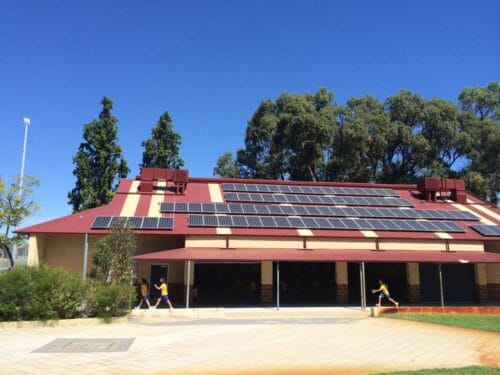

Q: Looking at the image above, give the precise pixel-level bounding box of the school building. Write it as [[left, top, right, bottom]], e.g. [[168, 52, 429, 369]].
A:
[[18, 168, 500, 307]]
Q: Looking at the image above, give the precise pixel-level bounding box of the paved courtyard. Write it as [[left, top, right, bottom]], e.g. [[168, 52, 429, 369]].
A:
[[0, 308, 498, 375]]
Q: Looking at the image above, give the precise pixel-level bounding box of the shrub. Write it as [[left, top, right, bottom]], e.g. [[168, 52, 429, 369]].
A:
[[88, 282, 134, 319], [0, 265, 87, 321]]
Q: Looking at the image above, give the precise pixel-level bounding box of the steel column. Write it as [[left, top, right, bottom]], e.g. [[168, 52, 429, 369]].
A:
[[186, 260, 191, 309], [82, 233, 88, 280], [438, 263, 444, 307], [276, 261, 280, 310]]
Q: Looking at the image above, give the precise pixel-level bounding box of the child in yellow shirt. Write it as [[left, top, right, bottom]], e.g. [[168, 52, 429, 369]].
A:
[[153, 277, 174, 310], [372, 279, 399, 307]]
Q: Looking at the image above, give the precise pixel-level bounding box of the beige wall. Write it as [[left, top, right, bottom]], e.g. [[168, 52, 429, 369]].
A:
[[311, 238, 375, 250], [261, 261, 273, 285], [406, 263, 420, 285], [474, 264, 487, 285], [484, 241, 500, 252], [41, 234, 101, 275], [185, 236, 226, 248], [230, 237, 303, 249], [486, 264, 500, 283], [27, 234, 45, 266], [448, 241, 483, 252], [335, 262, 348, 285]]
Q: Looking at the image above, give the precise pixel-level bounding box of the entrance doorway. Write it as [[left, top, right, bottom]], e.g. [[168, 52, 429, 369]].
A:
[[194, 262, 261, 307], [420, 263, 475, 304], [273, 262, 336, 306], [149, 264, 168, 300]]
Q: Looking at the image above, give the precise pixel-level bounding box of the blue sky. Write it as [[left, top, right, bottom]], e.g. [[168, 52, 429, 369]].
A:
[[1, 0, 498, 225]]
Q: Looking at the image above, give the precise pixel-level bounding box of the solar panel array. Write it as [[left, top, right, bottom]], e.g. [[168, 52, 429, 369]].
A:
[[188, 214, 465, 232], [161, 202, 479, 221], [91, 216, 173, 230], [222, 183, 398, 197], [223, 192, 413, 207], [470, 224, 500, 237]]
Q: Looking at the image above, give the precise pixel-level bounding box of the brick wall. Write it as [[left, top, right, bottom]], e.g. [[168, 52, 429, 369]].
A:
[[407, 285, 421, 303], [336, 284, 348, 304], [487, 284, 500, 301], [475, 285, 488, 303], [261, 284, 273, 305]]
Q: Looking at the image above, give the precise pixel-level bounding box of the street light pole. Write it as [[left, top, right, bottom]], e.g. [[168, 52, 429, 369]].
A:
[[19, 117, 31, 196]]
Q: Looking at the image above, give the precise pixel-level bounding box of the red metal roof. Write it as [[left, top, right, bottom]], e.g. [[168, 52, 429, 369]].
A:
[[133, 248, 500, 263], [16, 176, 500, 241]]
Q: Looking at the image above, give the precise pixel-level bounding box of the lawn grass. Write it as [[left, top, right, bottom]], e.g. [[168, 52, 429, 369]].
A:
[[374, 365, 498, 374], [384, 313, 500, 333]]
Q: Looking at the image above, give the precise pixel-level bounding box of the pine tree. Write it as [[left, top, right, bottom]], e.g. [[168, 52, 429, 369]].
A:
[[68, 97, 130, 212], [141, 112, 184, 169]]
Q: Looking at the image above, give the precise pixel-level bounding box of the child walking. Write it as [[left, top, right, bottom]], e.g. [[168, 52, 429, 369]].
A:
[[135, 278, 152, 309], [372, 279, 399, 307], [153, 277, 174, 311]]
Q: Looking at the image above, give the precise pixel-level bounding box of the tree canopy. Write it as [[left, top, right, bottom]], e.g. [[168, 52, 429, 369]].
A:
[[225, 82, 499, 204], [68, 97, 129, 212], [141, 111, 184, 169], [91, 219, 136, 285], [213, 152, 240, 178], [0, 176, 39, 268]]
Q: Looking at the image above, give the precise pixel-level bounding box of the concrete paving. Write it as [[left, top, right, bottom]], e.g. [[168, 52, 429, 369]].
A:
[[0, 308, 498, 375]]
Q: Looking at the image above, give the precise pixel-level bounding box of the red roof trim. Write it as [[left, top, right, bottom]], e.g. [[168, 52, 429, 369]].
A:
[[133, 248, 500, 263]]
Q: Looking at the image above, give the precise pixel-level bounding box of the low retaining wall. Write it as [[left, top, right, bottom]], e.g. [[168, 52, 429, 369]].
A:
[[371, 305, 500, 317]]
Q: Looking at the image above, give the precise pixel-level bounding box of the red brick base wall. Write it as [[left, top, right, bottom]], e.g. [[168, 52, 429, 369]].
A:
[[336, 284, 348, 304], [168, 283, 184, 304], [261, 284, 273, 305], [407, 285, 421, 303], [475, 285, 489, 303], [487, 283, 500, 301]]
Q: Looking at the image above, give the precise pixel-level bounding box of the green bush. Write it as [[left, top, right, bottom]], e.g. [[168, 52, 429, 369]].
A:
[[88, 282, 134, 319], [0, 265, 88, 321]]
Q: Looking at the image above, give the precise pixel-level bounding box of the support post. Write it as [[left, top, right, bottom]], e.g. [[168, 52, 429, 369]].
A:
[[276, 261, 280, 310], [82, 233, 88, 280], [186, 260, 191, 309], [438, 263, 444, 307], [360, 262, 366, 311]]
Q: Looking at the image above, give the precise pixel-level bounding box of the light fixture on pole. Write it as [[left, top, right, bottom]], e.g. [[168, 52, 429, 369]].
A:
[[19, 117, 31, 196]]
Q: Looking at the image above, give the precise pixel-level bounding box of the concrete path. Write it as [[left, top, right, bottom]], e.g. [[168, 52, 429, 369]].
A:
[[0, 308, 498, 375]]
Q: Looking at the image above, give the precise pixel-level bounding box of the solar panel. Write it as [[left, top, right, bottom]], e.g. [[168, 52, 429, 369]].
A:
[[159, 202, 480, 222], [221, 183, 399, 197], [223, 192, 414, 207], [203, 215, 218, 226], [188, 215, 203, 226], [142, 217, 159, 229], [202, 203, 216, 213], [186, 215, 465, 232], [218, 215, 233, 227], [92, 215, 174, 230], [91, 216, 112, 229], [158, 217, 173, 230], [128, 216, 144, 229], [160, 203, 175, 212], [470, 224, 500, 236]]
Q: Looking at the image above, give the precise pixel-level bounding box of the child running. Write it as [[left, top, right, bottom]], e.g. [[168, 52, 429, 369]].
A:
[[372, 279, 399, 307], [153, 277, 174, 311], [135, 278, 152, 309]]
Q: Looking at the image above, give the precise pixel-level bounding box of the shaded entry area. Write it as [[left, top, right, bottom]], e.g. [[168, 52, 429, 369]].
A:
[[273, 262, 336, 306], [348, 262, 407, 305], [193, 262, 260, 306], [420, 263, 475, 304], [149, 264, 168, 300]]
